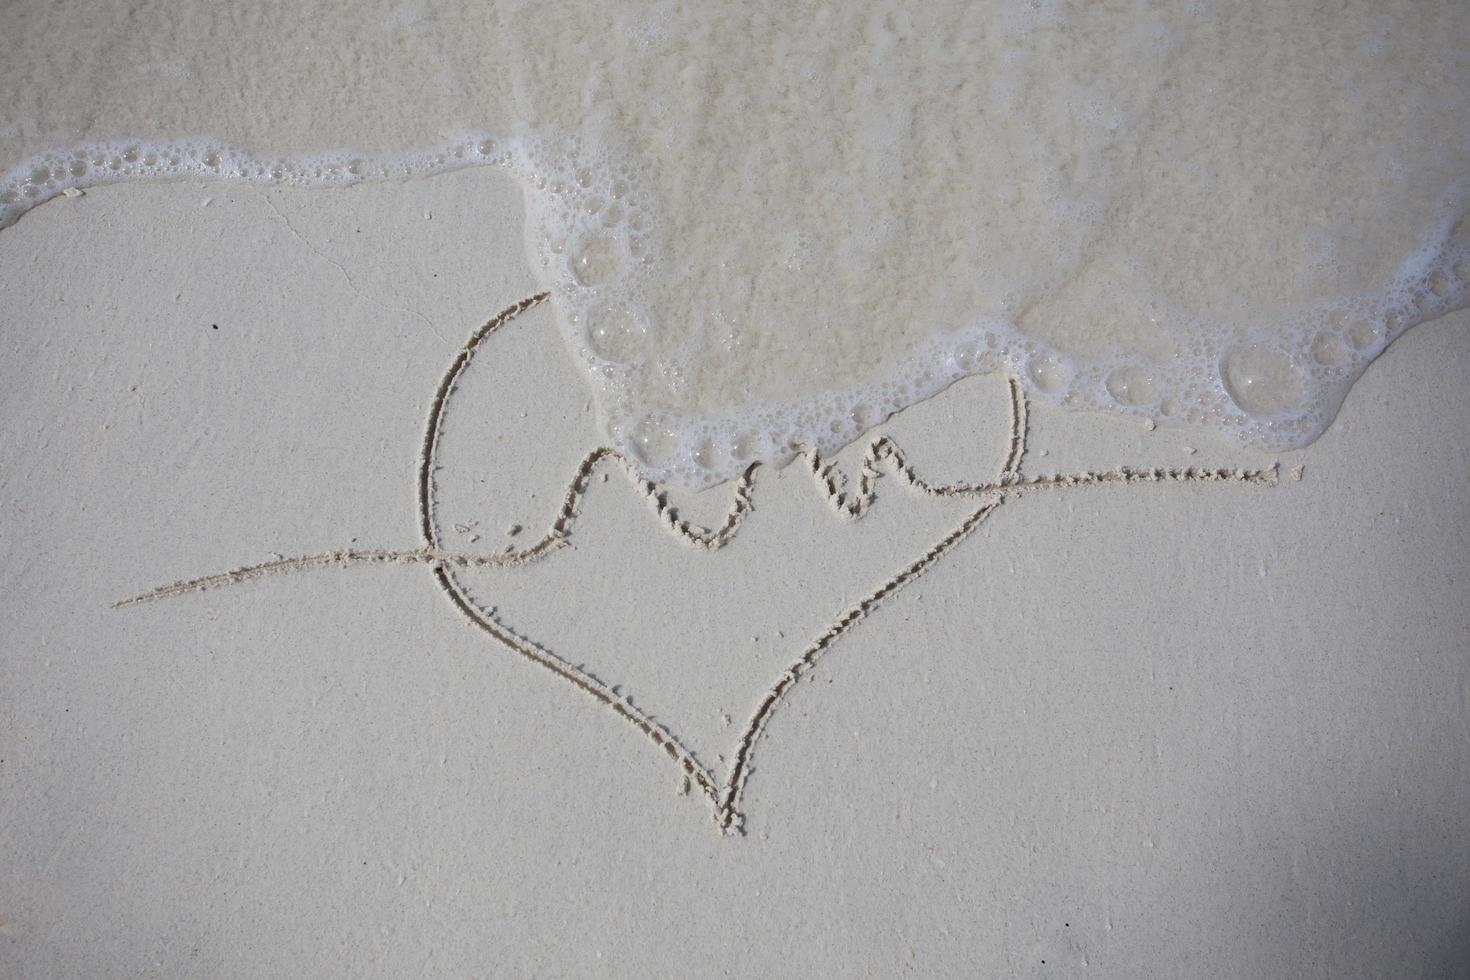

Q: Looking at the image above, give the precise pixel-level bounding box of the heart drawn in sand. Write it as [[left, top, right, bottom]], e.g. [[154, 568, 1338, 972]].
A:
[[118, 293, 1277, 835]]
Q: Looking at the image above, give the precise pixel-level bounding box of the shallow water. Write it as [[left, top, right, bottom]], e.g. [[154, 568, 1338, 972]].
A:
[[2, 0, 1466, 487]]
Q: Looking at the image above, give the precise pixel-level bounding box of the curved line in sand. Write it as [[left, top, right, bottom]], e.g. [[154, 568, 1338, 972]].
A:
[[716, 377, 1029, 832], [420, 293, 722, 804]]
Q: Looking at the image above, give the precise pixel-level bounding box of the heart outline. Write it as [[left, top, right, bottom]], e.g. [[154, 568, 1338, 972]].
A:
[[119, 294, 1278, 836], [412, 295, 1247, 835]]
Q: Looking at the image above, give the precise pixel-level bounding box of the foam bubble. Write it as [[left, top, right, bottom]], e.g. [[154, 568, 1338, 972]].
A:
[[584, 303, 650, 363], [1105, 366, 1158, 407], [1222, 347, 1306, 418]]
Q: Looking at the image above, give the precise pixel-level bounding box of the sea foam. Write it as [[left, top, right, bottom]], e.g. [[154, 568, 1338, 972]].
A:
[[2, 1, 1467, 488]]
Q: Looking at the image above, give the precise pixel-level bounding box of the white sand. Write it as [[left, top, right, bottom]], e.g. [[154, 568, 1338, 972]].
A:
[[3, 176, 1468, 977]]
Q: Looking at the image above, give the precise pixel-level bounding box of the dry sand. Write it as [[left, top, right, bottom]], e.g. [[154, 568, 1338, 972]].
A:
[[2, 173, 1469, 977]]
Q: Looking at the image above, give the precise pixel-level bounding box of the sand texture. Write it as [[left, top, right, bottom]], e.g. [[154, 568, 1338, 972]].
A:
[[2, 176, 1469, 977]]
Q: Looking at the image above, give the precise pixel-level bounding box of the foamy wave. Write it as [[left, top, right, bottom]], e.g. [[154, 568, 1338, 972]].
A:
[[3, 134, 1466, 489], [5, 3, 1470, 489]]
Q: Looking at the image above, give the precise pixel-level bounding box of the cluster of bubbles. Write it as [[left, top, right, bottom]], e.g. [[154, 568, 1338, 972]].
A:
[[0, 135, 526, 231], [993, 189, 1469, 455], [3, 139, 1466, 489], [537, 164, 1467, 487], [508, 137, 1029, 486], [598, 319, 1017, 485]]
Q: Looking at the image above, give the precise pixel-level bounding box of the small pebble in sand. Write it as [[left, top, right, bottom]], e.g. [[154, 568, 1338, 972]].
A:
[[506, 523, 522, 536], [1144, 418, 1156, 431], [1182, 446, 1196, 455], [1290, 465, 1305, 481], [61, 187, 83, 199]]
